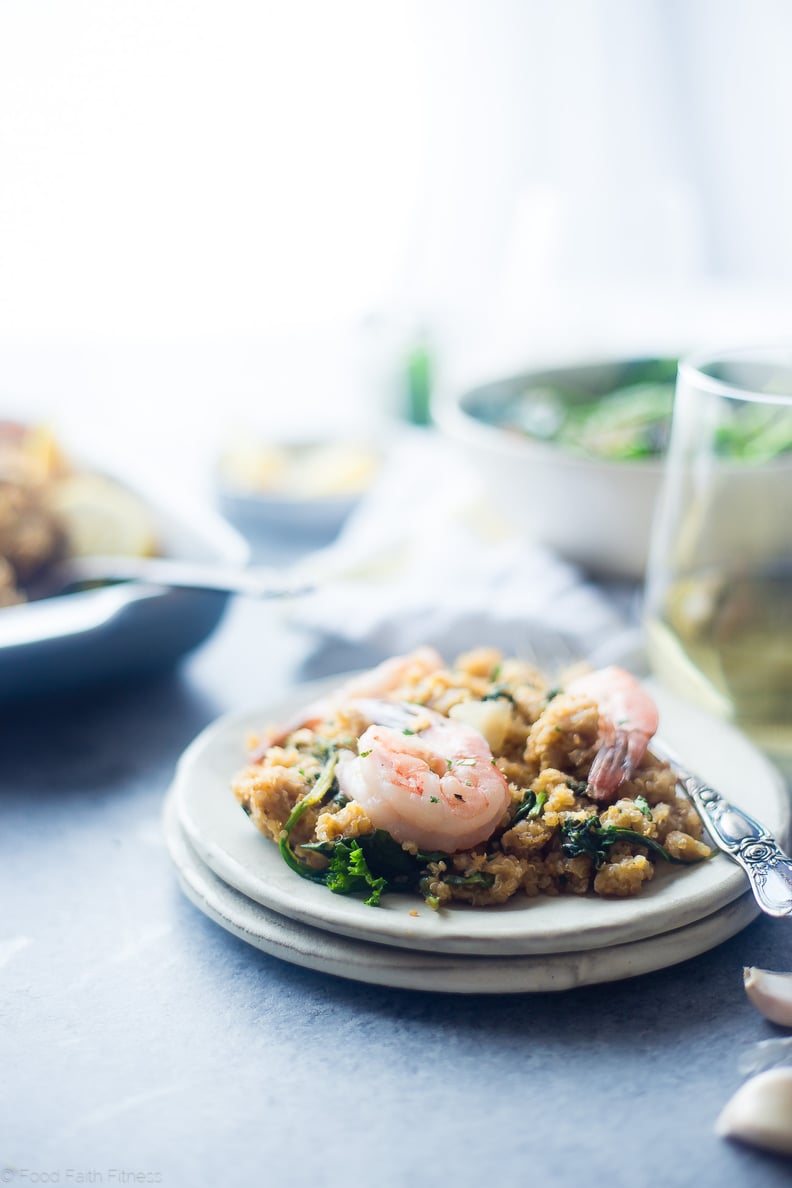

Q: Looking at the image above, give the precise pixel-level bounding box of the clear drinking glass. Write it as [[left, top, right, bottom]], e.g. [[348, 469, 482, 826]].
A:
[[644, 347, 792, 757]]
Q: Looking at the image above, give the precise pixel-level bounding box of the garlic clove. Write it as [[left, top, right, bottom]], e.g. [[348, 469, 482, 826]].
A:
[[716, 1068, 792, 1156], [744, 966, 792, 1028]]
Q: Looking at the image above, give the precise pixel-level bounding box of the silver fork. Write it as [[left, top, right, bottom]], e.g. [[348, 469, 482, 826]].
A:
[[651, 738, 792, 918]]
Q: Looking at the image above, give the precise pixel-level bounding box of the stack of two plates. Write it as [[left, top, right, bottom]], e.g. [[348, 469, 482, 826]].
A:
[[165, 681, 789, 994]]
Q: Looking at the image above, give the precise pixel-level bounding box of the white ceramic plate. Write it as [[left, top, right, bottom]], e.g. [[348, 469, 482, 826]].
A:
[[164, 792, 760, 994], [172, 676, 789, 957]]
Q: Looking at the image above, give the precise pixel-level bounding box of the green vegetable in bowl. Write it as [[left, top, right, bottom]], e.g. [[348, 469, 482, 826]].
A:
[[714, 402, 792, 462], [491, 353, 792, 466], [499, 362, 677, 461], [558, 381, 674, 460]]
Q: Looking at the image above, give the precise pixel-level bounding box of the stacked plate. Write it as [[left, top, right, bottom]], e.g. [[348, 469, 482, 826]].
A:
[[164, 679, 790, 994]]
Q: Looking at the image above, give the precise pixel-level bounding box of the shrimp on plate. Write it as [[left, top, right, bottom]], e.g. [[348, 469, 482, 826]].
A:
[[337, 701, 511, 853], [565, 666, 659, 803], [251, 646, 444, 757]]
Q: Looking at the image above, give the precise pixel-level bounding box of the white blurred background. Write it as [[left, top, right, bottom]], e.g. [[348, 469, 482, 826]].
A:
[[1, 0, 791, 480]]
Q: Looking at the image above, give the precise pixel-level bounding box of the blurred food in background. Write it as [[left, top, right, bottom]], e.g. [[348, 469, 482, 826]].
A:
[[0, 420, 158, 606], [216, 436, 382, 553], [218, 438, 380, 500]]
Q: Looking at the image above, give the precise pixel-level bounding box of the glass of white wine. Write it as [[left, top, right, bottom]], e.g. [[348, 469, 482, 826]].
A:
[[644, 347, 792, 758]]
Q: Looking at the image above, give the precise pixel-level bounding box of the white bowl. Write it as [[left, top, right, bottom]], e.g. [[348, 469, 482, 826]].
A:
[[435, 358, 670, 579]]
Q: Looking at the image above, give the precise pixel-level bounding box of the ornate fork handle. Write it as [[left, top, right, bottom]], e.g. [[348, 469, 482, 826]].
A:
[[651, 739, 792, 918]]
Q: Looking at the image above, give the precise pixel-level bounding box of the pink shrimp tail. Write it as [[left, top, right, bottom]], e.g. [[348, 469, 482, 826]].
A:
[[565, 666, 659, 804], [586, 725, 652, 802]]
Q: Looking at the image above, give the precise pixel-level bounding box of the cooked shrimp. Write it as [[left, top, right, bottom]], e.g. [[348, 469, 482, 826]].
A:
[[337, 710, 510, 853], [565, 666, 659, 802], [251, 646, 444, 756]]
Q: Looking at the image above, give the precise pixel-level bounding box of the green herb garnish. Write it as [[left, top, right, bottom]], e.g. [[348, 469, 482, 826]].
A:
[[510, 789, 548, 826], [297, 829, 449, 906], [324, 839, 387, 906], [441, 871, 495, 889], [560, 815, 684, 868], [482, 688, 516, 706], [418, 868, 496, 900], [277, 751, 340, 883]]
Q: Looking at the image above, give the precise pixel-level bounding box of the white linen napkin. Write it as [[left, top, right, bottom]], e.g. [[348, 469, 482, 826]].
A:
[[290, 430, 643, 680]]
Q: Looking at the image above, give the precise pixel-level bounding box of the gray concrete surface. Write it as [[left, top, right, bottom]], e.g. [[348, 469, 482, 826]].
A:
[[3, 599, 792, 1188]]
